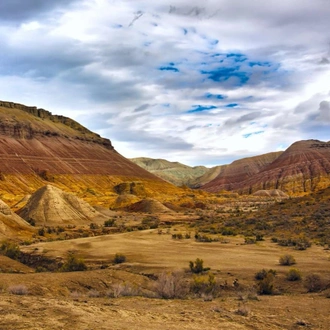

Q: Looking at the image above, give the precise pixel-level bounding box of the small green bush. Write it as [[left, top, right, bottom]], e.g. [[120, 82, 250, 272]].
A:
[[190, 273, 217, 297], [279, 254, 296, 266], [257, 273, 275, 295], [104, 219, 116, 227], [60, 252, 87, 272], [189, 258, 207, 274], [255, 269, 277, 280], [89, 223, 98, 230], [286, 268, 302, 281], [113, 253, 126, 264], [0, 241, 21, 260]]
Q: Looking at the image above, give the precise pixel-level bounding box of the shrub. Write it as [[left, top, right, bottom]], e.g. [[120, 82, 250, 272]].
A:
[[190, 273, 218, 297], [304, 274, 324, 292], [89, 223, 98, 230], [244, 236, 256, 244], [236, 303, 250, 316], [38, 228, 45, 236], [155, 271, 188, 299], [88, 289, 100, 298], [60, 252, 87, 272], [286, 268, 302, 281], [189, 258, 207, 274], [113, 253, 126, 264], [107, 282, 138, 298], [0, 241, 20, 260], [279, 254, 296, 266], [104, 219, 116, 227], [8, 284, 28, 295], [27, 218, 36, 226], [255, 269, 277, 280], [257, 273, 275, 295]]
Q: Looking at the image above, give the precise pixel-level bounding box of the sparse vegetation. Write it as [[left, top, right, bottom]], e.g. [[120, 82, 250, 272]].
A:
[[0, 240, 21, 260], [236, 303, 250, 316], [155, 271, 188, 299], [104, 219, 116, 227], [189, 258, 210, 274], [254, 269, 277, 280], [286, 268, 302, 281], [190, 273, 218, 298], [279, 254, 296, 266], [60, 252, 87, 272], [113, 253, 126, 264], [255, 269, 276, 295], [8, 284, 28, 295], [304, 274, 324, 292]]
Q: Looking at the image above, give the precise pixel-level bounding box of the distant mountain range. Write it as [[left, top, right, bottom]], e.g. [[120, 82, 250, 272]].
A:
[[130, 157, 209, 186], [132, 140, 330, 195]]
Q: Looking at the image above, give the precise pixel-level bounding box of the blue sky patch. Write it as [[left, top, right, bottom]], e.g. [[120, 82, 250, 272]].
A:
[[225, 103, 239, 108], [243, 130, 264, 138], [248, 61, 272, 67], [205, 93, 226, 100], [201, 67, 250, 85], [159, 66, 179, 72], [187, 105, 217, 113], [226, 53, 247, 62]]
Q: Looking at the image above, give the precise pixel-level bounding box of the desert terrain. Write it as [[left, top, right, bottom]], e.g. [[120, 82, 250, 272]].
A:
[[1, 211, 330, 330], [0, 102, 329, 329]]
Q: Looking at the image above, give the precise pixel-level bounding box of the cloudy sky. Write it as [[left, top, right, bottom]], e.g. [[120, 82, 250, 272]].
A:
[[0, 0, 330, 166]]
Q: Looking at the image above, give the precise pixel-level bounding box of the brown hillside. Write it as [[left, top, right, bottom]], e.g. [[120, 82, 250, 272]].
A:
[[17, 185, 107, 227], [201, 151, 282, 192], [0, 101, 181, 206], [202, 140, 330, 195], [239, 140, 330, 194]]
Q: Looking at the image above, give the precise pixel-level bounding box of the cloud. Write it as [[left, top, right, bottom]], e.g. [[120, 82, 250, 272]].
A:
[[0, 0, 79, 22], [0, 0, 330, 166], [316, 100, 330, 122]]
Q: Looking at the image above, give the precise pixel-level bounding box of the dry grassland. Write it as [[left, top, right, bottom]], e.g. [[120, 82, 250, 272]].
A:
[[0, 227, 327, 329]]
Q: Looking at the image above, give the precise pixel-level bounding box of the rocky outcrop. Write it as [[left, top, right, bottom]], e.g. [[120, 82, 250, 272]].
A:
[[0, 100, 113, 148]]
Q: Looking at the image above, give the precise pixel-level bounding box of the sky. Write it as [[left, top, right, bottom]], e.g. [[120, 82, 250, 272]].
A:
[[0, 0, 330, 167]]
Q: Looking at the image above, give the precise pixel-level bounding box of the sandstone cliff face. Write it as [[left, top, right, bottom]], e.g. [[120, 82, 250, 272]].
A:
[[0, 101, 178, 206], [202, 140, 330, 195]]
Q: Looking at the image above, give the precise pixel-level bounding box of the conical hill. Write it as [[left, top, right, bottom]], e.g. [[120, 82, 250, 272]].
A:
[[17, 185, 107, 227]]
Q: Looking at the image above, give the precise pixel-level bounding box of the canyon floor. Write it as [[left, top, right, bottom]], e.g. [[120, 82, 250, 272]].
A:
[[1, 220, 330, 330]]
